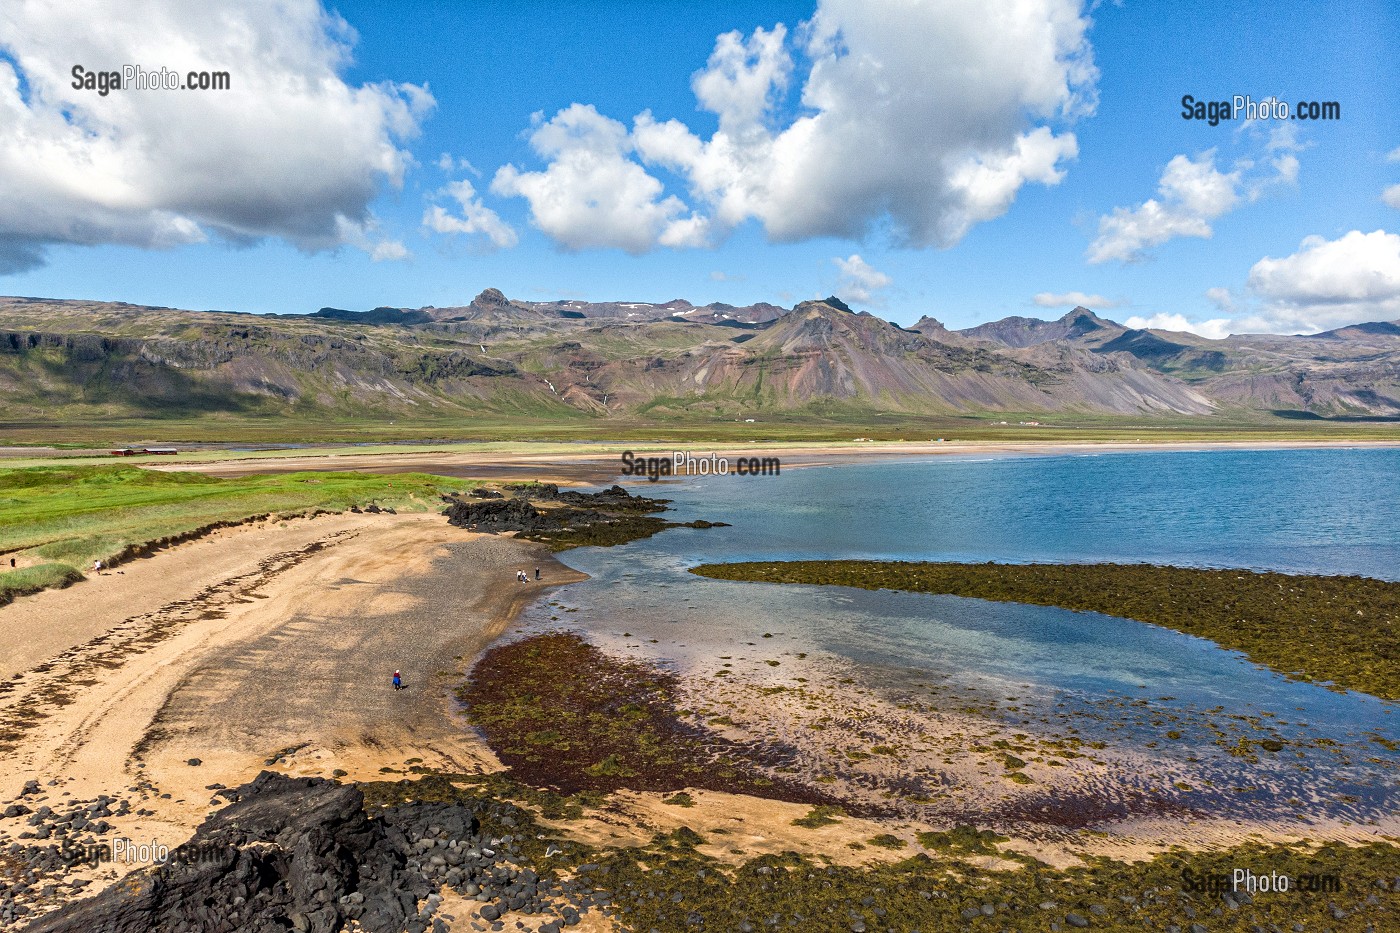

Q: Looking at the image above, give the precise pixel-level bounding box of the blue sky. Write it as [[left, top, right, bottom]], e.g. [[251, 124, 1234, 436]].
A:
[[0, 0, 1396, 333]]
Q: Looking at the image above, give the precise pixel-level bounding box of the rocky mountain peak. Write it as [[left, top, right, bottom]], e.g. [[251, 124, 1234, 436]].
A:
[[793, 296, 856, 316], [473, 288, 511, 308], [1062, 306, 1112, 329]]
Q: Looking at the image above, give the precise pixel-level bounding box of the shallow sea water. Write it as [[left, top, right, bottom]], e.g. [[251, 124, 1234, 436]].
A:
[[516, 448, 1400, 826]]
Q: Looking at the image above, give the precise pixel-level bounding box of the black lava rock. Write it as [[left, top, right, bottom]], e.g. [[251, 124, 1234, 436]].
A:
[[23, 772, 419, 933]]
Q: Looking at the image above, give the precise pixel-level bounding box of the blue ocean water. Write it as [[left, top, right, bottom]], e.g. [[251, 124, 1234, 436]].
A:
[[519, 448, 1400, 806], [654, 447, 1400, 578]]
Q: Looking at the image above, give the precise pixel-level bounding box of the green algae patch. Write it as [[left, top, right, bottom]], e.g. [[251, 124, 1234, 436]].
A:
[[692, 560, 1400, 701], [458, 632, 835, 805], [916, 825, 1009, 856], [792, 805, 845, 828], [868, 833, 907, 849]]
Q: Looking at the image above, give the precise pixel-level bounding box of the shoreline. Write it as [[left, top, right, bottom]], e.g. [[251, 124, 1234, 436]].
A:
[[691, 560, 1400, 701], [7, 436, 1400, 483], [3, 474, 1399, 930]]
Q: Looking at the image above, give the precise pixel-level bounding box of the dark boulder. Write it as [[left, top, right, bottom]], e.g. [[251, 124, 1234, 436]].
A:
[[469, 488, 504, 499], [24, 772, 436, 933]]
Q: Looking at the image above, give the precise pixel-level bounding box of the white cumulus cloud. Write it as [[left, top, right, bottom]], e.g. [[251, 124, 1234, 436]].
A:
[[493, 0, 1096, 253], [1087, 152, 1241, 264], [1240, 122, 1306, 200], [1033, 291, 1117, 309], [1246, 229, 1400, 332], [832, 254, 890, 305], [369, 240, 409, 262], [0, 0, 433, 273], [1123, 312, 1232, 340], [1205, 286, 1235, 313], [1087, 129, 1303, 265], [423, 179, 517, 249], [1384, 184, 1400, 211], [490, 104, 708, 253]]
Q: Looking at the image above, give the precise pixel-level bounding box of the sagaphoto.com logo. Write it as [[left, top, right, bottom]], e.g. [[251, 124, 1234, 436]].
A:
[[71, 64, 230, 96], [1181, 93, 1339, 126]]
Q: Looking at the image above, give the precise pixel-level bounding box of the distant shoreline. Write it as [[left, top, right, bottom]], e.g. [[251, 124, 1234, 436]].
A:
[[6, 435, 1395, 484]]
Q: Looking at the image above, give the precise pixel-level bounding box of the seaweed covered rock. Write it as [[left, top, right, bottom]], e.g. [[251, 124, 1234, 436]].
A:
[[555, 484, 669, 511], [441, 483, 709, 550], [503, 482, 669, 510]]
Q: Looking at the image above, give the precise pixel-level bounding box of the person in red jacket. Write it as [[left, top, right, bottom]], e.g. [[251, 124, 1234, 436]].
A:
[[392, 670, 402, 690]]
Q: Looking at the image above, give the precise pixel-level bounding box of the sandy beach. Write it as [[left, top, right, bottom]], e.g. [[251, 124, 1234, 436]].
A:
[[0, 495, 958, 930], [0, 510, 591, 924]]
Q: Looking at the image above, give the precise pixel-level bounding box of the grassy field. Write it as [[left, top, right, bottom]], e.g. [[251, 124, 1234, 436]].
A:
[[691, 560, 1400, 702], [0, 464, 470, 605], [2, 409, 1399, 448]]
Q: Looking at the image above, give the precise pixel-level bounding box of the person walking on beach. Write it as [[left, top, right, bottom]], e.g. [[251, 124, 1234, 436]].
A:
[[534, 567, 540, 581], [392, 670, 402, 691]]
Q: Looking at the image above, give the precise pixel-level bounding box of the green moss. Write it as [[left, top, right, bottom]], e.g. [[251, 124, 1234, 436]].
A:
[[914, 825, 1009, 856], [691, 560, 1400, 701], [586, 754, 638, 778]]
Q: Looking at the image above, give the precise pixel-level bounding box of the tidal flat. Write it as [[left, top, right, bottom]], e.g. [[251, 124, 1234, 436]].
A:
[[453, 625, 1400, 931], [8, 449, 1400, 931], [462, 618, 1398, 850]]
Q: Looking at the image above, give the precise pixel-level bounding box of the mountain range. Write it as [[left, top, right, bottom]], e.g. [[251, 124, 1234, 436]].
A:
[[3, 289, 1399, 425]]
